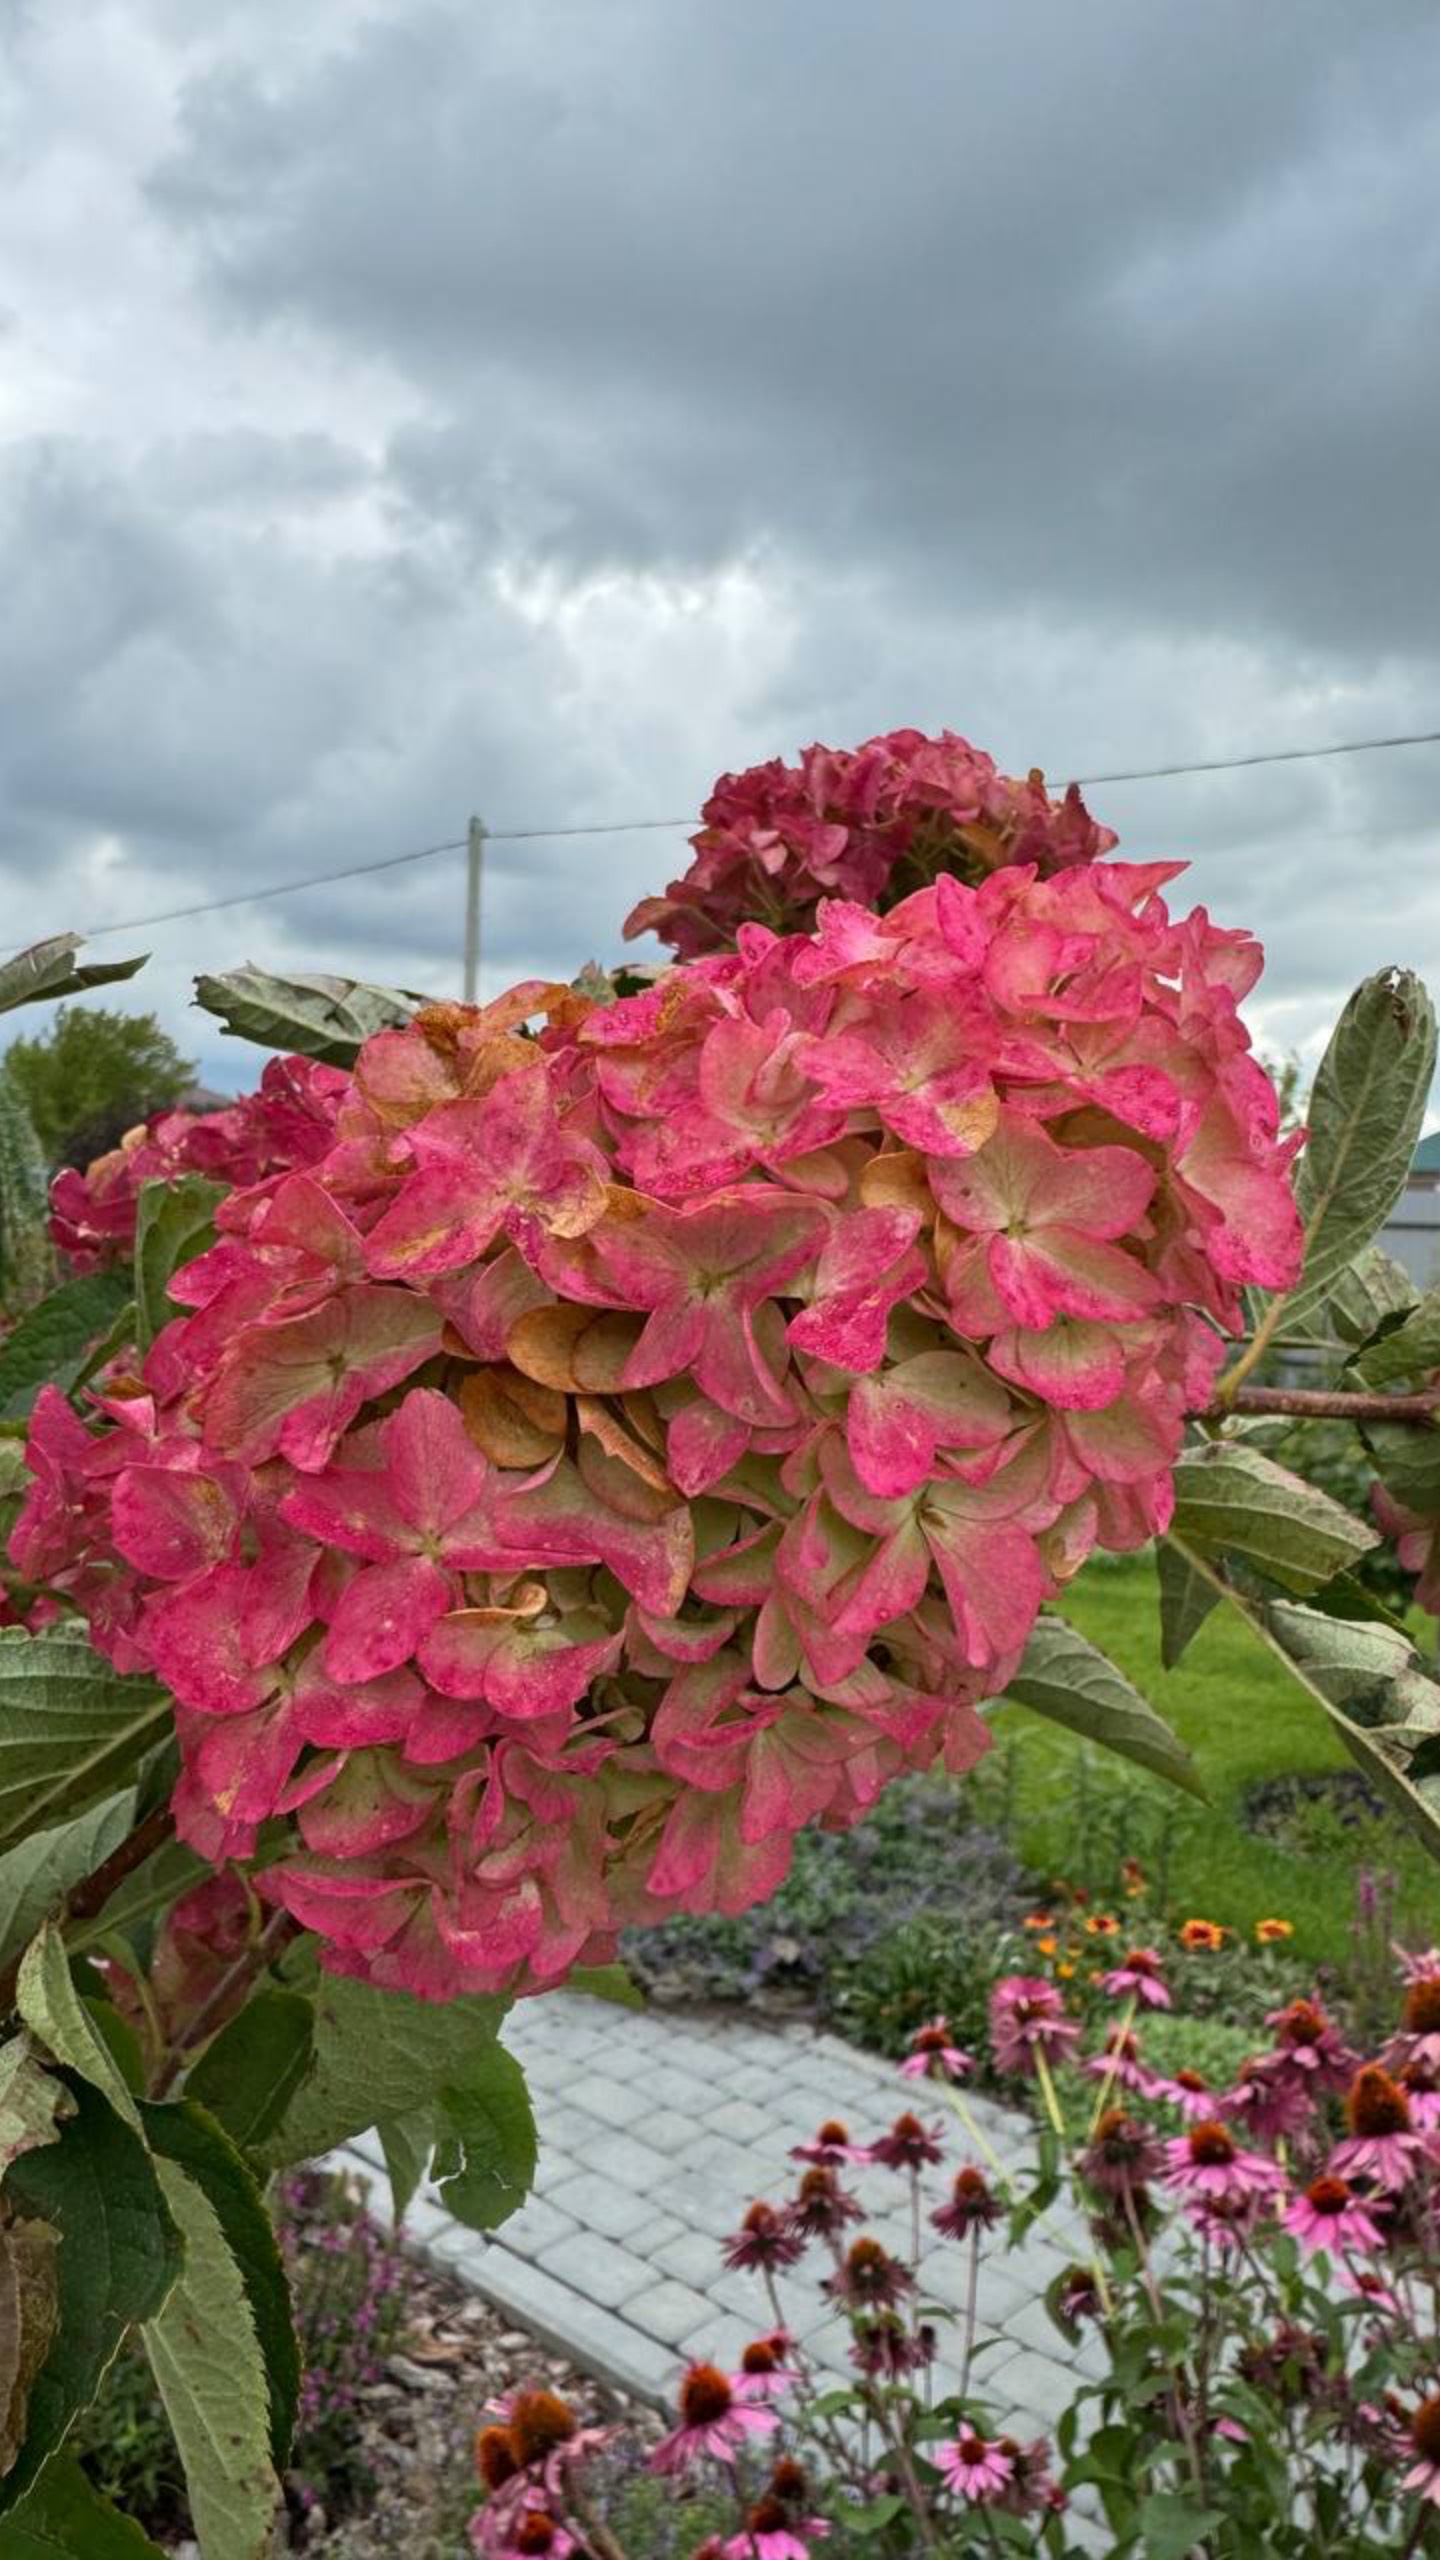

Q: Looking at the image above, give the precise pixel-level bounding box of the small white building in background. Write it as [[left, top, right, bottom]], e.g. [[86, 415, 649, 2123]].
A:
[[1382, 1134, 1440, 1289]]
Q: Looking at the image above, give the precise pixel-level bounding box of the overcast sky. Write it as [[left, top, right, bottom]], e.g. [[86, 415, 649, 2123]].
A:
[[3, 0, 1439, 1094]]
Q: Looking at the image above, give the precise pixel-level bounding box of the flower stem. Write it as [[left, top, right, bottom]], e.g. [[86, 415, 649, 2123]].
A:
[[1032, 2045, 1068, 2143], [1086, 1995, 1138, 2137]]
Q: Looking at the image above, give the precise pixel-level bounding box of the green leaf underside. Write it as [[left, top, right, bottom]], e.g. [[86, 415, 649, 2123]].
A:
[[133, 1177, 224, 1356], [0, 2456, 166, 2557], [0, 1793, 137, 1976], [1350, 1283, 1440, 1386], [142, 2152, 280, 2560], [0, 1274, 133, 1423], [257, 1977, 509, 2168], [185, 1991, 314, 2156], [1155, 1536, 1220, 1669], [193, 968, 423, 1067], [139, 2102, 298, 2470], [17, 1923, 141, 2129], [1, 2079, 182, 2513], [0, 1632, 170, 1851], [1327, 1242, 1418, 1347], [1003, 1614, 1203, 1798], [0, 940, 145, 1020], [1171, 1443, 1378, 1594], [1286, 969, 1438, 1331]]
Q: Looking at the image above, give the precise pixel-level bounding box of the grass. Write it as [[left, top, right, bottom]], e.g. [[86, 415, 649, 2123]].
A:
[[991, 1552, 1440, 1968]]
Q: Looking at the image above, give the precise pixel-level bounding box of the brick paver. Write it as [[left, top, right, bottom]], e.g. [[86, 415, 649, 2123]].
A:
[[340, 1990, 1100, 2440]]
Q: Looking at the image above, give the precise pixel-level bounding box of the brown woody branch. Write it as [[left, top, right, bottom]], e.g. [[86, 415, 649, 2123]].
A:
[[1203, 1384, 1440, 1424], [0, 1800, 174, 2015]]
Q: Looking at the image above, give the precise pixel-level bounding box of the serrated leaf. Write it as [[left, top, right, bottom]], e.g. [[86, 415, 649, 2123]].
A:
[[0, 1630, 171, 1850], [0, 1791, 137, 1975], [376, 2110, 435, 2226], [1171, 1443, 1378, 1594], [1257, 1597, 1440, 1862], [0, 2039, 73, 2175], [17, 1925, 140, 2129], [0, 939, 146, 1020], [1329, 1242, 1419, 1347], [257, 1976, 509, 2168], [1352, 1286, 1440, 1388], [193, 966, 422, 1067], [133, 1176, 224, 1356], [433, 2046, 537, 2232], [1285, 969, 1437, 1332], [1362, 1415, 1440, 1512], [0, 1274, 134, 1423], [141, 2101, 298, 2472], [0, 2456, 166, 2556], [1138, 2491, 1225, 2560], [0, 2212, 58, 2478], [142, 2150, 281, 2560], [1, 2078, 182, 2512], [1004, 1614, 1203, 1797], [185, 1990, 314, 2155], [1155, 1535, 1220, 1668]]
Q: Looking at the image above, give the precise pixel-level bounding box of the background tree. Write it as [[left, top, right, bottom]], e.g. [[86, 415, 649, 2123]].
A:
[[4, 1004, 196, 1168]]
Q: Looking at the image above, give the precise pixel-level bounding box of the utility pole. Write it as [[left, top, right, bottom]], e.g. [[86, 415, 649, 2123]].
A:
[[462, 814, 485, 1003]]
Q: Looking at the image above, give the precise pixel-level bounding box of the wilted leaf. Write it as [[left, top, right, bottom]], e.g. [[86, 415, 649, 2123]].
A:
[[1171, 1442, 1378, 1593], [133, 1176, 224, 1355], [1284, 969, 1437, 1332], [0, 1274, 134, 1423], [0, 2211, 59, 2478], [0, 2040, 73, 2176], [0, 939, 146, 1019], [1, 2078, 182, 2512], [0, 1630, 170, 1850], [1003, 1616, 1203, 1797], [194, 966, 423, 1066]]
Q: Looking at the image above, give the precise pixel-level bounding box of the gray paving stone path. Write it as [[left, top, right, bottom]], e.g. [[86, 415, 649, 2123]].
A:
[[340, 1991, 1100, 2443]]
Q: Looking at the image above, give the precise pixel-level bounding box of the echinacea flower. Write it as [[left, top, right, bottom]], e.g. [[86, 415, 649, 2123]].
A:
[[993, 2434, 1066, 2520], [1101, 1947, 1171, 2009], [1163, 2121, 1282, 2210], [649, 2364, 778, 2474], [1284, 2174, 1388, 2261], [1156, 2066, 1224, 2124], [822, 2237, 914, 2310], [851, 2312, 937, 2378], [790, 2119, 870, 2167], [502, 2515, 580, 2559], [989, 1976, 1079, 2078], [1083, 2028, 1156, 2097], [1178, 1918, 1228, 1952], [1329, 2067, 1427, 2193], [1402, 2391, 1440, 2510], [1388, 1968, 1440, 2075], [1263, 1997, 1356, 2092], [788, 2167, 865, 2240], [1397, 2061, 1440, 2130], [481, 2390, 613, 2508], [1255, 1917, 1293, 1943], [901, 2018, 973, 2082], [933, 2433, 1016, 2503], [932, 2165, 1002, 2239], [732, 2335, 800, 2403], [867, 2111, 944, 2171], [723, 2202, 806, 2273], [1223, 2053, 1317, 2146], [721, 2497, 830, 2558], [1080, 2108, 1165, 2203]]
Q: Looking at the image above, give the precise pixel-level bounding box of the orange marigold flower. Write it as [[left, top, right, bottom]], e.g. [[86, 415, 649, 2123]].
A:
[[1178, 1919, 1228, 1952]]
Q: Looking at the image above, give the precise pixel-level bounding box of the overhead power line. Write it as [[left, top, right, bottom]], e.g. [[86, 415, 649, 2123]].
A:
[[22, 722, 1440, 951]]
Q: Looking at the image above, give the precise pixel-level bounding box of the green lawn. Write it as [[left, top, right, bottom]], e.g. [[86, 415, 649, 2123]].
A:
[[990, 1554, 1440, 1967]]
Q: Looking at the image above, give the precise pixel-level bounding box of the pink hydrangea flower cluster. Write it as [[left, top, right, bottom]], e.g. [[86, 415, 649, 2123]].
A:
[[49, 1055, 349, 1271], [13, 848, 1300, 2002], [624, 725, 1119, 958]]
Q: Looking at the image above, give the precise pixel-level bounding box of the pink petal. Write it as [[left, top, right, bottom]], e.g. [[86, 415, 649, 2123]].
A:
[[322, 1556, 452, 1681]]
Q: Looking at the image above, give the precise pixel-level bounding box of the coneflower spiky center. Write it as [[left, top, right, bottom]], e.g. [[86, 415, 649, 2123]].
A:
[[1347, 2066, 1411, 2137], [680, 2363, 733, 2426]]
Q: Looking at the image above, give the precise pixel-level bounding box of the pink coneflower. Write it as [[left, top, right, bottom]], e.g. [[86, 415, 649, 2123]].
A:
[[788, 2167, 865, 2241], [1188, 2192, 1271, 2251], [931, 2165, 1002, 2240], [851, 2312, 937, 2378], [934, 2432, 1016, 2503], [496, 2515, 580, 2558], [723, 2202, 806, 2273], [1338, 2264, 1402, 2319], [994, 2436, 1065, 2519], [1263, 1996, 1356, 2092], [486, 2389, 614, 2499], [1156, 2066, 1224, 2124], [1397, 2060, 1440, 2130], [1163, 2120, 1282, 2210], [901, 2017, 974, 2082], [867, 2111, 945, 2172], [1223, 2054, 1315, 2145], [1284, 2174, 1388, 2261], [1388, 1969, 1440, 2075], [649, 2364, 778, 2473], [1083, 2028, 1156, 2098], [1402, 2392, 1440, 2510], [790, 2119, 871, 2166], [1052, 2264, 1103, 2335], [989, 1976, 1079, 2078], [1329, 2067, 1426, 2193], [721, 2496, 830, 2558], [732, 2335, 800, 2404], [822, 2237, 914, 2311], [1101, 1948, 1171, 2010], [1080, 2108, 1165, 2204]]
